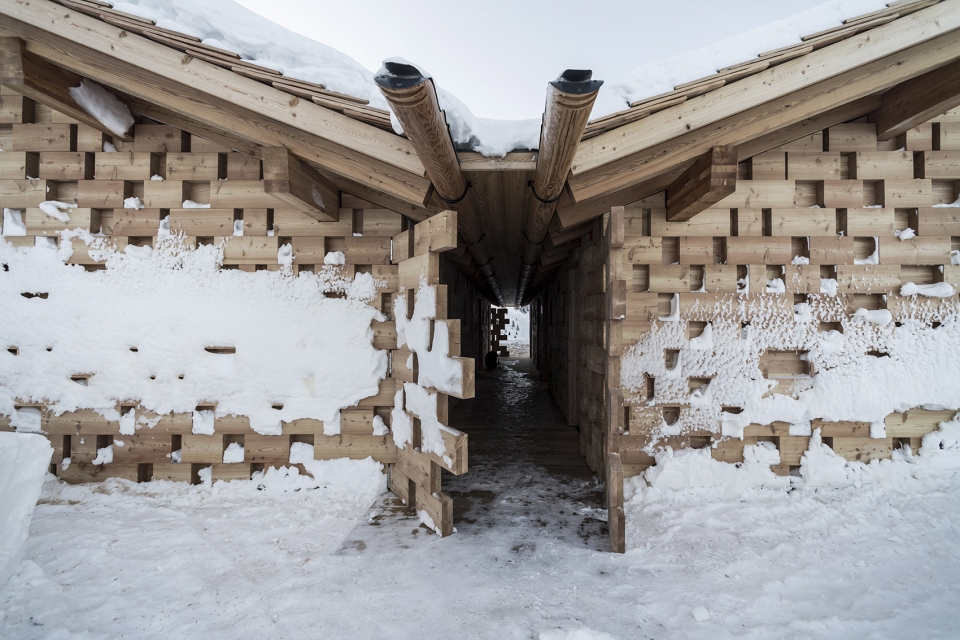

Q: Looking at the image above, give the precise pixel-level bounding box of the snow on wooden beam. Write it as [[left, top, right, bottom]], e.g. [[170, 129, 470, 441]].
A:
[[0, 36, 134, 140], [665, 145, 737, 222], [262, 147, 339, 222], [873, 59, 960, 141]]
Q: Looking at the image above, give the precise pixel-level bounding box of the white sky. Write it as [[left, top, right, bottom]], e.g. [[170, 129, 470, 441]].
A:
[[234, 0, 830, 120]]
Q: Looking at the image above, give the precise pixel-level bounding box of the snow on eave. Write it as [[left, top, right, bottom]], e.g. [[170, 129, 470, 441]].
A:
[[585, 0, 939, 139]]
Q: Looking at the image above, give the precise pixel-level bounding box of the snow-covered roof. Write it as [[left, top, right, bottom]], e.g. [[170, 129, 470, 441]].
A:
[[46, 0, 943, 157]]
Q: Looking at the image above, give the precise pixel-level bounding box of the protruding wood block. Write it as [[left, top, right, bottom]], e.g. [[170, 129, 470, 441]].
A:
[[850, 151, 914, 180], [824, 123, 877, 151], [878, 179, 933, 207], [666, 145, 737, 221], [94, 152, 158, 180], [77, 180, 131, 208], [725, 236, 792, 264], [262, 147, 339, 221], [169, 209, 235, 236], [133, 124, 187, 153], [37, 151, 93, 180], [0, 178, 56, 207], [817, 179, 863, 208], [414, 209, 457, 255], [769, 208, 835, 236], [166, 152, 225, 181], [11, 123, 76, 151], [786, 153, 841, 180]]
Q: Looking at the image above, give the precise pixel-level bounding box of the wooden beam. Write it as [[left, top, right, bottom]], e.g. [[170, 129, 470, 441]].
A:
[[0, 0, 424, 175], [0, 36, 133, 140], [1, 11, 431, 209], [567, 29, 960, 204], [262, 147, 339, 222], [324, 172, 433, 223], [665, 145, 737, 221], [873, 58, 960, 140], [571, 0, 960, 180]]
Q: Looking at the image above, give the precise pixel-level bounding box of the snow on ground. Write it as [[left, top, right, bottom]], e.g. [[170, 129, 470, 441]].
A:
[[504, 306, 530, 358], [110, 0, 892, 153], [4, 362, 960, 638]]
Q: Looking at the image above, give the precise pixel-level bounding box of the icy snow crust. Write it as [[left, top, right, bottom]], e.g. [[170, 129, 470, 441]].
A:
[[109, 0, 888, 154], [621, 292, 960, 442], [0, 231, 387, 435]]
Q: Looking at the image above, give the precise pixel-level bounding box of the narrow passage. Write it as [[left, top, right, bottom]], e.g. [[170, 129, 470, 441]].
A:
[[338, 357, 607, 552]]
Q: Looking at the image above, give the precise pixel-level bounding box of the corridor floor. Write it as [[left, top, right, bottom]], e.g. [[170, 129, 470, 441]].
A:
[[337, 356, 608, 552]]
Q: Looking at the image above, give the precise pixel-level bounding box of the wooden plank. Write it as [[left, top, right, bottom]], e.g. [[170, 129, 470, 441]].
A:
[[665, 145, 737, 221], [873, 58, 960, 140], [37, 150, 92, 180], [398, 251, 440, 289], [262, 146, 339, 222]]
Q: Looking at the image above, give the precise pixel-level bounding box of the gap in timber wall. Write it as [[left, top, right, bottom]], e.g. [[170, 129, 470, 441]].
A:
[[0, 95, 405, 483]]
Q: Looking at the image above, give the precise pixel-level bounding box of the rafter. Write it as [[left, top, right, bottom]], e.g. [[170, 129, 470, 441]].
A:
[[665, 145, 737, 221], [262, 147, 340, 222], [0, 36, 133, 140], [872, 58, 960, 139]]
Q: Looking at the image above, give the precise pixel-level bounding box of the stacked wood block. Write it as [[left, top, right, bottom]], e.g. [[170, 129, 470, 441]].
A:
[[388, 211, 474, 536], [530, 259, 579, 426], [610, 111, 960, 478], [0, 102, 407, 483]]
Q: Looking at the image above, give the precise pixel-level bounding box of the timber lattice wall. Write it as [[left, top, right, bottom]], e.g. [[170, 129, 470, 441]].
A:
[[0, 90, 405, 483], [615, 110, 960, 478]]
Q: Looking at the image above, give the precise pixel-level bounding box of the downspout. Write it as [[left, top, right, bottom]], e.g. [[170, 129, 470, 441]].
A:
[[375, 62, 504, 305], [516, 70, 602, 305]]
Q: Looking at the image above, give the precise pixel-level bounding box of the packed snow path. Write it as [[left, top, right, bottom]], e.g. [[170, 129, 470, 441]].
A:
[[3, 359, 960, 637]]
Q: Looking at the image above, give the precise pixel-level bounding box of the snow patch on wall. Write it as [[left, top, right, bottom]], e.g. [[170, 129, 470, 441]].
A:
[[0, 231, 387, 435], [621, 293, 960, 443]]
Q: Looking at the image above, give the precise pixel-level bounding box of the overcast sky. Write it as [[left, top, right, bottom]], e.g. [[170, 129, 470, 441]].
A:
[[233, 0, 829, 120]]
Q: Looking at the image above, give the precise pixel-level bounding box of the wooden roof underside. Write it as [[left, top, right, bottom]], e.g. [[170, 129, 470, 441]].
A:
[[2, 0, 960, 303]]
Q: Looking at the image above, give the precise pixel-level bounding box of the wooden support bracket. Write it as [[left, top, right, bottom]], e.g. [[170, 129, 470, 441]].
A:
[[0, 36, 134, 140], [262, 147, 340, 222], [872, 58, 960, 141], [665, 145, 737, 221]]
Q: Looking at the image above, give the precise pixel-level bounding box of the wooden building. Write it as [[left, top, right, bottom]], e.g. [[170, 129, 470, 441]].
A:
[[3, 0, 960, 551]]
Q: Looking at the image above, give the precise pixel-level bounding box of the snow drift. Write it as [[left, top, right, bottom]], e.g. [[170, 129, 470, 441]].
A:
[[0, 433, 52, 587]]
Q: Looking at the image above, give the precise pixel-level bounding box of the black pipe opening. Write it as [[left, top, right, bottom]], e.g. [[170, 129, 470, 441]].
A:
[[550, 69, 604, 95]]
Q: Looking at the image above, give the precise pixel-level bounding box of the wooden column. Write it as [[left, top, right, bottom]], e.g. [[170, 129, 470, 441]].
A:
[[604, 206, 626, 553]]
